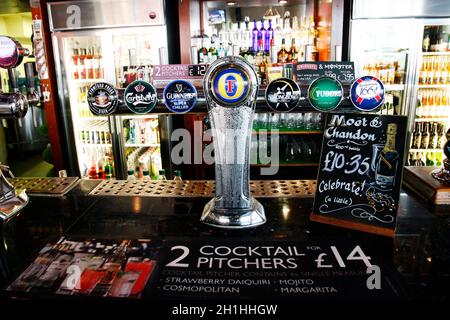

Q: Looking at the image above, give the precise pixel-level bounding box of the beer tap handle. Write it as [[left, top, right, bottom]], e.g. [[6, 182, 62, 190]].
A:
[[7, 69, 18, 92]]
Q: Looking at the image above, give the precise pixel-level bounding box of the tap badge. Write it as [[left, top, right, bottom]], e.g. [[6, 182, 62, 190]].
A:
[[308, 76, 343, 112], [163, 79, 197, 114], [124, 80, 157, 114], [350, 76, 385, 112], [265, 78, 301, 112], [87, 82, 118, 115], [211, 67, 250, 106]]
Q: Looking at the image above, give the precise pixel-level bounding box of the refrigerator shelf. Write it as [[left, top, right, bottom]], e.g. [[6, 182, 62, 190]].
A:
[[252, 130, 323, 135], [385, 84, 405, 91], [414, 117, 450, 122], [409, 149, 444, 152], [125, 143, 160, 148], [79, 117, 108, 121], [418, 84, 450, 89], [80, 143, 112, 147], [251, 163, 319, 167], [422, 51, 450, 56]]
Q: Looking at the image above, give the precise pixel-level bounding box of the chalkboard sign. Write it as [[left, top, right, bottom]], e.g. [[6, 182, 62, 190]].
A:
[[311, 113, 408, 237], [296, 62, 355, 86]]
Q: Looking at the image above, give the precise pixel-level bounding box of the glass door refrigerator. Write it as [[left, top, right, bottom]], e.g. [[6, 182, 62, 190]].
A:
[[349, 0, 450, 168], [349, 19, 415, 117], [48, 0, 169, 179], [409, 20, 450, 168]]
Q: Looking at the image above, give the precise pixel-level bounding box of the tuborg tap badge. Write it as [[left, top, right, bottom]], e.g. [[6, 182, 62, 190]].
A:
[[87, 82, 118, 115], [211, 67, 250, 107], [124, 80, 157, 114], [308, 76, 343, 112]]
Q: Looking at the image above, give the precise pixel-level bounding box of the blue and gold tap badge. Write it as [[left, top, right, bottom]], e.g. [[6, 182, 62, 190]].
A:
[[350, 76, 385, 112], [211, 67, 250, 106], [163, 79, 197, 114]]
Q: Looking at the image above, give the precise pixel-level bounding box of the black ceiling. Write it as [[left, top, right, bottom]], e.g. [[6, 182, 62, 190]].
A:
[[0, 0, 30, 14]]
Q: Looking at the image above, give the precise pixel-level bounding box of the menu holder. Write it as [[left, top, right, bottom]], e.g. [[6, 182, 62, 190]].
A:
[[310, 113, 408, 237]]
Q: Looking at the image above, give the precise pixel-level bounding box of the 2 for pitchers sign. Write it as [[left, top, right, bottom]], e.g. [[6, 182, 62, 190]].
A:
[[311, 113, 408, 237]]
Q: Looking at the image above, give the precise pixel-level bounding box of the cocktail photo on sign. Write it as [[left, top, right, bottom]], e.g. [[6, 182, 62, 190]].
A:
[[311, 113, 408, 237]]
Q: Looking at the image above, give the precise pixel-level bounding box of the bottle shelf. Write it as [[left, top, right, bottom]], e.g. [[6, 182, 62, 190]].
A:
[[71, 78, 106, 83], [121, 115, 159, 120], [418, 84, 450, 89], [251, 163, 319, 167], [409, 149, 444, 152], [252, 130, 323, 135], [422, 51, 450, 56], [125, 143, 160, 148]]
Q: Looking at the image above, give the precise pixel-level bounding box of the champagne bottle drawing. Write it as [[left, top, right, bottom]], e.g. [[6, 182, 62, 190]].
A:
[[375, 123, 399, 189]]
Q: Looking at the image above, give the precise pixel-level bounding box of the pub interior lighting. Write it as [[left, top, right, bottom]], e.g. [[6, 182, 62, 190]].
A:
[[279, 0, 288, 5], [227, 1, 236, 5]]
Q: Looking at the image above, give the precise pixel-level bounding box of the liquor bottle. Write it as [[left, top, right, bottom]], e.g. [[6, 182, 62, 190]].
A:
[[426, 151, 435, 166], [72, 48, 79, 79], [104, 157, 113, 179], [78, 48, 87, 79], [218, 42, 227, 58], [420, 122, 430, 149], [282, 12, 292, 45], [289, 38, 299, 63], [158, 169, 167, 181], [266, 19, 274, 52], [198, 38, 208, 63], [208, 41, 218, 62], [258, 20, 265, 52], [438, 123, 446, 148], [127, 169, 136, 181], [426, 56, 433, 85], [251, 20, 259, 53], [277, 39, 289, 63], [423, 28, 430, 52], [174, 170, 182, 182], [243, 17, 252, 53], [430, 122, 438, 149], [412, 122, 422, 149], [308, 16, 316, 46], [273, 17, 283, 52], [85, 47, 93, 79], [375, 123, 399, 189]]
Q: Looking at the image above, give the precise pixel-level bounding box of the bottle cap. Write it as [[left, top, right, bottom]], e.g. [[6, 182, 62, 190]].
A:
[[159, 169, 166, 175], [143, 170, 150, 176], [127, 170, 134, 175], [174, 170, 181, 177]]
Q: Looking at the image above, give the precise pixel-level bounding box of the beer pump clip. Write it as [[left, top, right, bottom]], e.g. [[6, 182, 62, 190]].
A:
[[0, 36, 31, 219]]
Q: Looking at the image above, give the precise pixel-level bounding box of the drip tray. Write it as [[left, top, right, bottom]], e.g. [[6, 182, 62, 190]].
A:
[[89, 180, 317, 198], [8, 177, 80, 196]]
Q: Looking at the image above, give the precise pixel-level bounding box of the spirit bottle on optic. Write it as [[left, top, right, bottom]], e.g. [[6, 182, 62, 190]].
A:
[[375, 123, 399, 189]]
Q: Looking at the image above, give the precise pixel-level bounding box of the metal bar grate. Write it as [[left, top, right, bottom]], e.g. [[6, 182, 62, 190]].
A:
[[8, 177, 80, 196], [89, 180, 317, 198]]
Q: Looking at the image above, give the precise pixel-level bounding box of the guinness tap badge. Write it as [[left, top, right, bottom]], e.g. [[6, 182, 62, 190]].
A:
[[87, 82, 118, 115], [125, 80, 157, 114], [163, 79, 197, 114], [265, 78, 301, 112]]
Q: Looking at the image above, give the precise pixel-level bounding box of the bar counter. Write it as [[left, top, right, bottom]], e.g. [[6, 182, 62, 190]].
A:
[[0, 179, 449, 301]]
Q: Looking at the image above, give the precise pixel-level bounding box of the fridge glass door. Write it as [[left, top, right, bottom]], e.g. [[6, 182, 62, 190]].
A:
[[409, 22, 450, 167], [110, 27, 167, 180], [60, 33, 115, 179], [350, 19, 414, 116]]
